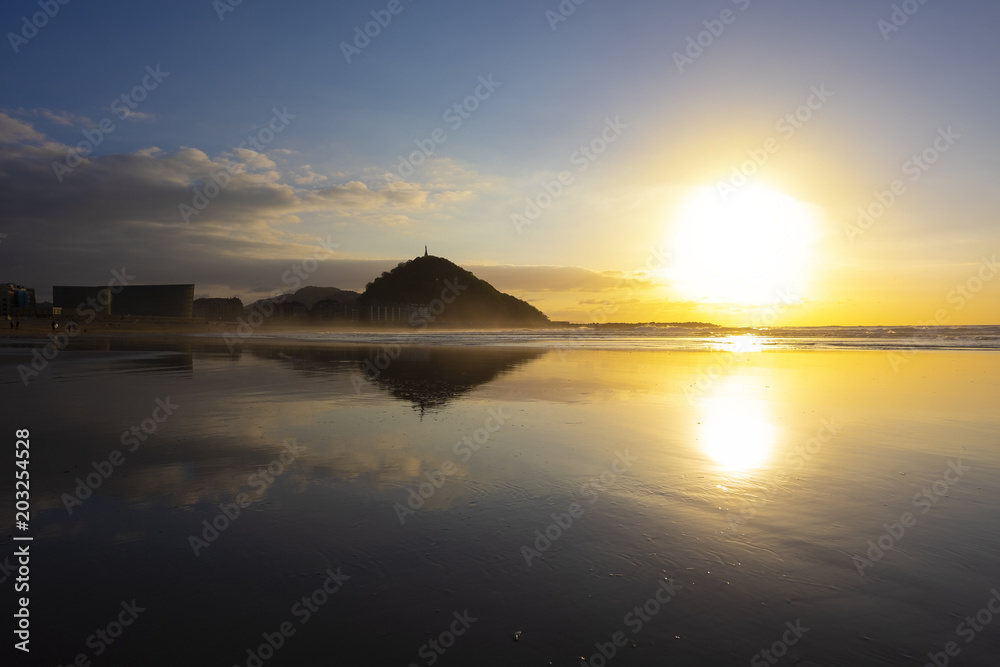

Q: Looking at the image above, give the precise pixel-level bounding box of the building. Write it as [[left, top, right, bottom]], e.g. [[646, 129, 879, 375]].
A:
[[34, 302, 62, 317], [53, 284, 194, 318], [193, 297, 244, 321], [363, 302, 427, 323], [274, 300, 309, 321], [310, 299, 359, 321], [0, 284, 35, 319]]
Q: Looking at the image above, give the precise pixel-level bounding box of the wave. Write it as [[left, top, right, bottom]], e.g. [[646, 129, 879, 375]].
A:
[[219, 325, 1000, 351]]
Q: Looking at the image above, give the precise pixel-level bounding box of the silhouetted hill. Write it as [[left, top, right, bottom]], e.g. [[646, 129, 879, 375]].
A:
[[359, 255, 549, 327], [244, 286, 359, 312], [289, 286, 360, 309]]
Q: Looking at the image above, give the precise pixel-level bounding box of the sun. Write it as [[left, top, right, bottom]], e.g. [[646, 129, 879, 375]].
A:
[[667, 184, 820, 305]]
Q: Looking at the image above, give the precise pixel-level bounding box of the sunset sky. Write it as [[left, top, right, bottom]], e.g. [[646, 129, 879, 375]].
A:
[[2, 0, 998, 325]]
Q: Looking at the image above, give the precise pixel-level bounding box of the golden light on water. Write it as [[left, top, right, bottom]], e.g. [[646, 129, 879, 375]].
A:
[[710, 334, 766, 353], [698, 384, 776, 471], [668, 184, 820, 305]]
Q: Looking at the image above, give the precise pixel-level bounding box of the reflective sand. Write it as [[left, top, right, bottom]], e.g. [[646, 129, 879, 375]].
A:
[[2, 340, 998, 666]]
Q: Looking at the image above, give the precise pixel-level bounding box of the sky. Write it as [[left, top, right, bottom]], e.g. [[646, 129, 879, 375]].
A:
[[1, 0, 999, 325]]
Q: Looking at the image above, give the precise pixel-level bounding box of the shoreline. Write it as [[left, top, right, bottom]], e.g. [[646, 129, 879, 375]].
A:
[[3, 324, 1000, 355]]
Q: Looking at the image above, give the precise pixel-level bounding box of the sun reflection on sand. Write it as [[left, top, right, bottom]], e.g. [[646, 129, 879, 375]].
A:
[[698, 382, 775, 471], [709, 334, 767, 353]]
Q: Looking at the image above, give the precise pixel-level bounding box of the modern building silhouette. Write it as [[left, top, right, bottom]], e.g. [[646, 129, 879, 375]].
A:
[[53, 284, 194, 318]]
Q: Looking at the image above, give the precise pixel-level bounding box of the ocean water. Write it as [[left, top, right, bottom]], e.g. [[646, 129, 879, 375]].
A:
[[239, 324, 1000, 351], [1, 334, 999, 666]]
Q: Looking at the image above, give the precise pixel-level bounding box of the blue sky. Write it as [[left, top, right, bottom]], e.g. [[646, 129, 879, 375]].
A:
[[2, 0, 999, 323]]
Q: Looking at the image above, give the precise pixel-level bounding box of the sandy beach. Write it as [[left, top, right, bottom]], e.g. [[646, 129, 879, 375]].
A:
[[2, 336, 998, 665]]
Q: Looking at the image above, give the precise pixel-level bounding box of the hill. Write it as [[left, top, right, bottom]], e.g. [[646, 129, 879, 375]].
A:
[[359, 255, 549, 327], [287, 286, 360, 309]]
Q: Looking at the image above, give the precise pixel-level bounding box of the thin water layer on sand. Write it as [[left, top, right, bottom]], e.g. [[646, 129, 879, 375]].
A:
[[210, 324, 1000, 351], [1, 340, 998, 666]]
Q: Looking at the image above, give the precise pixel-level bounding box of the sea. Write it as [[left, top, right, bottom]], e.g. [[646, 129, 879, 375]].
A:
[[233, 324, 1000, 351]]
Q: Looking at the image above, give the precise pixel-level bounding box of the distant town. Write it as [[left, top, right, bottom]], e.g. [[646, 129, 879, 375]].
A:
[[1, 254, 558, 328], [4, 255, 724, 330], [1, 282, 409, 325]]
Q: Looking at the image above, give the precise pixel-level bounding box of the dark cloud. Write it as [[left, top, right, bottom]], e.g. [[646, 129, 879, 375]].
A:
[[469, 264, 658, 293], [0, 115, 440, 298]]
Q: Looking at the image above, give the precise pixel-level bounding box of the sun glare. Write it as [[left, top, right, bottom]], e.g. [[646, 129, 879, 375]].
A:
[[699, 388, 776, 471], [667, 185, 820, 305]]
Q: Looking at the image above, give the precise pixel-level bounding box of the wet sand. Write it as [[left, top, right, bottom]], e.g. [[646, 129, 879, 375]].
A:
[[2, 340, 998, 666]]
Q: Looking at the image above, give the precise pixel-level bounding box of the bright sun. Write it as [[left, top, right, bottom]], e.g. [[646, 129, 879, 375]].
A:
[[667, 185, 820, 305]]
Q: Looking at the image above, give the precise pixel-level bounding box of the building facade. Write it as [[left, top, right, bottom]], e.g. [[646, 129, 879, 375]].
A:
[[53, 284, 194, 318], [0, 284, 35, 319]]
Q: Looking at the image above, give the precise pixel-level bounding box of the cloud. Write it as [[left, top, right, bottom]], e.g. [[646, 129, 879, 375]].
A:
[[292, 165, 327, 185], [431, 190, 476, 204], [35, 108, 95, 127], [0, 114, 47, 144], [0, 115, 459, 293], [308, 180, 428, 209], [3, 107, 95, 129], [119, 109, 156, 122], [468, 264, 653, 293]]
